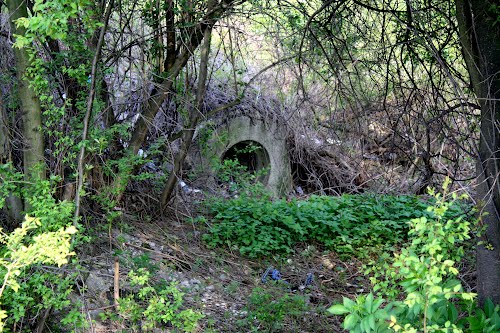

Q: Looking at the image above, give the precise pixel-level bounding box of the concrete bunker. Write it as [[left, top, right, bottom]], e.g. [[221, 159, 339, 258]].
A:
[[196, 116, 292, 196]]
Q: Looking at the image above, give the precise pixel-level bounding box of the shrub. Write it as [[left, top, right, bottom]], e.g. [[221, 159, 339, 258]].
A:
[[329, 179, 500, 333], [0, 216, 79, 331], [0, 164, 85, 331], [238, 286, 308, 332], [100, 268, 203, 333]]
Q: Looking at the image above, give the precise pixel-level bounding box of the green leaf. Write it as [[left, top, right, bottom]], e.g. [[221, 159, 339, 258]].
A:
[[372, 298, 385, 312], [344, 297, 356, 309], [484, 298, 495, 317], [368, 314, 376, 330], [344, 313, 360, 330], [365, 293, 374, 313], [447, 304, 458, 322], [360, 317, 368, 332], [328, 304, 350, 315], [468, 317, 482, 332]]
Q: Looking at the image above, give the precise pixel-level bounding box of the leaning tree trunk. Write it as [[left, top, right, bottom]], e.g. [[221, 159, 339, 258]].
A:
[[456, 0, 500, 305], [160, 24, 213, 207], [108, 0, 243, 203], [7, 0, 45, 182]]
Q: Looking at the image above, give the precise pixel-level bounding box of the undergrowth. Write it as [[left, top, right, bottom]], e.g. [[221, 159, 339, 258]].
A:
[[0, 164, 85, 331], [99, 268, 203, 333], [329, 180, 500, 333], [237, 285, 309, 332], [202, 191, 469, 259]]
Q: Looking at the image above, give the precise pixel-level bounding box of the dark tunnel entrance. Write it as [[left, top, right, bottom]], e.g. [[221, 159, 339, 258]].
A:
[[221, 140, 270, 183]]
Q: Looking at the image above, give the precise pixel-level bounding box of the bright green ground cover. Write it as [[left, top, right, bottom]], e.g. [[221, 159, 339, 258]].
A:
[[203, 193, 469, 258]]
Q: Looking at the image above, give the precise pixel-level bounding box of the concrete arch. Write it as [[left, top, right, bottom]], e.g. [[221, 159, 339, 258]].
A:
[[206, 116, 292, 197]]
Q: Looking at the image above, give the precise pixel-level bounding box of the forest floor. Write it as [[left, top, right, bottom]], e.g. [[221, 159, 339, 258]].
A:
[[76, 189, 477, 333], [77, 199, 374, 333]]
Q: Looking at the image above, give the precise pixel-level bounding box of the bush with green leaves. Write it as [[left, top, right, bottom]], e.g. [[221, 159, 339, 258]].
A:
[[211, 153, 271, 197], [238, 286, 308, 332], [0, 164, 85, 332], [0, 216, 79, 331], [0, 164, 74, 232], [100, 268, 203, 333], [202, 191, 467, 258], [328, 179, 500, 333]]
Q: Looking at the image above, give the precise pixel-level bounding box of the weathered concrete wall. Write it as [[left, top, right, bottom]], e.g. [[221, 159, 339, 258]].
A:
[[201, 116, 292, 197]]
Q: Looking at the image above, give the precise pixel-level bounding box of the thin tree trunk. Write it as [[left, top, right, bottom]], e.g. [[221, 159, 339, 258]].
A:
[[165, 0, 176, 71], [160, 25, 213, 207], [456, 0, 500, 305], [74, 0, 114, 225], [0, 89, 8, 160], [7, 0, 45, 182]]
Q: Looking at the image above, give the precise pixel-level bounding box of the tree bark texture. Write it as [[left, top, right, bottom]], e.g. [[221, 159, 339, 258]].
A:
[[0, 88, 8, 160], [7, 0, 45, 181], [456, 0, 500, 305]]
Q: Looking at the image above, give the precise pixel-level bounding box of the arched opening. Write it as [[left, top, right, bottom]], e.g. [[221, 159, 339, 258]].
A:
[[221, 140, 270, 183]]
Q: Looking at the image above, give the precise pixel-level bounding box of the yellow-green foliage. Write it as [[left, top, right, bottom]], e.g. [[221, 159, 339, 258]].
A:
[[0, 216, 76, 331]]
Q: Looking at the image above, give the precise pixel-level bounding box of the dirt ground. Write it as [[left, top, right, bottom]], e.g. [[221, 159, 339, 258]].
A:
[[73, 191, 476, 333], [74, 200, 380, 332]]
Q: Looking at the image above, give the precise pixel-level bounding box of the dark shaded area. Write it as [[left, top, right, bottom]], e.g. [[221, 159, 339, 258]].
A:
[[222, 140, 270, 174]]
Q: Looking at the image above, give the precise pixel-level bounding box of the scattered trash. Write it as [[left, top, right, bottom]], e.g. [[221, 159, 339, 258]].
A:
[[296, 186, 304, 196], [261, 267, 278, 283], [271, 269, 282, 280], [305, 273, 314, 287], [261, 266, 287, 284], [179, 181, 202, 195], [261, 267, 314, 290]]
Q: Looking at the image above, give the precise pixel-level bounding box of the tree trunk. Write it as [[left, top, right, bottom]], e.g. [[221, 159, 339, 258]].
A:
[[160, 25, 213, 207], [0, 89, 8, 160], [73, 0, 115, 225], [7, 0, 45, 182], [456, 0, 500, 305]]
